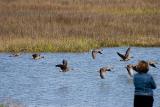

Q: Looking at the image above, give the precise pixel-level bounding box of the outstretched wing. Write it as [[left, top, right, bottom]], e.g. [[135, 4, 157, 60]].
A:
[[149, 63, 157, 68], [62, 59, 68, 65], [99, 71, 105, 79], [55, 64, 63, 68], [126, 66, 133, 77], [125, 47, 131, 57], [97, 49, 103, 54], [100, 73, 105, 79], [92, 51, 96, 59], [148, 61, 157, 68], [117, 52, 125, 60]]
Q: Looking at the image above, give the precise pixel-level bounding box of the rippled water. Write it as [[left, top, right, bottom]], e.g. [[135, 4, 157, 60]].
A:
[[0, 47, 160, 107]]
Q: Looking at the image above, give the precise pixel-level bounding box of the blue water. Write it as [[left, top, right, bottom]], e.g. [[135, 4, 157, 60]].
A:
[[0, 47, 160, 107]]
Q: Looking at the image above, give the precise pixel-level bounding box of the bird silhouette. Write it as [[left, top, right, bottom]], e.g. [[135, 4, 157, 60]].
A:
[[32, 53, 44, 60], [56, 59, 69, 72], [147, 61, 158, 68], [98, 67, 112, 79], [126, 60, 158, 76], [92, 49, 103, 59], [126, 64, 138, 77], [117, 47, 133, 61]]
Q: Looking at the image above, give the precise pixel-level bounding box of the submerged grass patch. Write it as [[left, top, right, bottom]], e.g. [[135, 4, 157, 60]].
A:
[[0, 0, 160, 52]]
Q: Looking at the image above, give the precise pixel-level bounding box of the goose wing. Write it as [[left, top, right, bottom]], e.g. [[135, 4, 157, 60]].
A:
[[117, 52, 125, 60], [149, 63, 157, 68], [99, 69, 105, 79], [148, 61, 157, 68], [92, 51, 97, 59], [126, 66, 133, 77], [100, 73, 105, 79], [97, 49, 103, 54], [56, 64, 63, 68], [62, 59, 68, 65], [125, 47, 131, 57]]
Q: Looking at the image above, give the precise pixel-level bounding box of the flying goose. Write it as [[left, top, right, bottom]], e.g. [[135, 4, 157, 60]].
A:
[[126, 60, 158, 77], [126, 64, 138, 77], [147, 61, 158, 68], [117, 47, 133, 61], [92, 49, 103, 59], [56, 59, 69, 72], [98, 67, 112, 79]]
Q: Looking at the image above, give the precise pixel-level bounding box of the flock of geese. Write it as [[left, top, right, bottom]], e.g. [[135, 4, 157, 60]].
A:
[[9, 47, 158, 79]]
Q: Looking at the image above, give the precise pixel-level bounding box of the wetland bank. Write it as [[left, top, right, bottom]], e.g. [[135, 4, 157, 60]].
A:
[[0, 0, 160, 52]]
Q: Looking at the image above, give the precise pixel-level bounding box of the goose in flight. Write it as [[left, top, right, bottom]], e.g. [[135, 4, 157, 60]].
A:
[[117, 47, 133, 61], [126, 60, 158, 77], [56, 59, 69, 72], [92, 49, 103, 59], [147, 61, 158, 68], [98, 67, 112, 79], [126, 64, 138, 77]]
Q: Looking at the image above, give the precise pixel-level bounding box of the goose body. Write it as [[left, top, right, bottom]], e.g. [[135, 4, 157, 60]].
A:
[[117, 47, 133, 61], [56, 59, 69, 72], [32, 54, 44, 60]]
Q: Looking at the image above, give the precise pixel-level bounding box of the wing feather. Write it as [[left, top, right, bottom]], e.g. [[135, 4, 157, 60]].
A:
[[92, 51, 96, 59], [125, 47, 131, 57], [117, 52, 125, 60]]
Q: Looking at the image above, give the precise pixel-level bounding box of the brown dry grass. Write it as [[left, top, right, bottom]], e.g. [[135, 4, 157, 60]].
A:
[[0, 0, 160, 52]]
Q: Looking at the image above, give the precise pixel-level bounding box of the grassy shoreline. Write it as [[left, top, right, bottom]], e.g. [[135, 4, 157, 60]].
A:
[[1, 35, 160, 53], [0, 0, 160, 52]]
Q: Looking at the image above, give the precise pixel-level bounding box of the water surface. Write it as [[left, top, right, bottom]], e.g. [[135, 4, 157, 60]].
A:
[[0, 47, 160, 107]]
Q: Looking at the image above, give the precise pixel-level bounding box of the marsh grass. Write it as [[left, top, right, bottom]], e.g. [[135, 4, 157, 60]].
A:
[[0, 0, 160, 52]]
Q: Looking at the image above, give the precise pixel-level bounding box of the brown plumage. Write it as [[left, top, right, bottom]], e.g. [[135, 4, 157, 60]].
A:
[[117, 47, 133, 61], [98, 67, 112, 79], [56, 59, 69, 72], [92, 49, 103, 59]]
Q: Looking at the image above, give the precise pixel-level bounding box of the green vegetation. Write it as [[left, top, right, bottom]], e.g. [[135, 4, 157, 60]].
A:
[[0, 0, 160, 52]]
